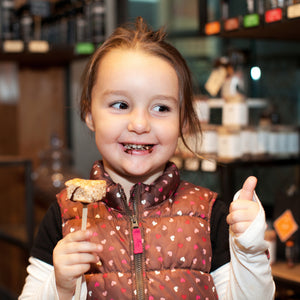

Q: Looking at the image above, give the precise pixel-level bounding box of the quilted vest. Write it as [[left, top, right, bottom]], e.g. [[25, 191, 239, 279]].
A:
[[57, 161, 218, 300]]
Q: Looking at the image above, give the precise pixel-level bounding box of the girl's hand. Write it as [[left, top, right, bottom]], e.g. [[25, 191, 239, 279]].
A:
[[226, 176, 260, 237], [53, 230, 103, 299]]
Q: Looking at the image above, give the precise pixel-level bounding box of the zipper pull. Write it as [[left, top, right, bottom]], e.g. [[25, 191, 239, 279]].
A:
[[132, 217, 143, 254]]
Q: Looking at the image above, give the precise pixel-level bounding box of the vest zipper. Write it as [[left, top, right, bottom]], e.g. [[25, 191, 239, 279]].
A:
[[119, 184, 145, 300]]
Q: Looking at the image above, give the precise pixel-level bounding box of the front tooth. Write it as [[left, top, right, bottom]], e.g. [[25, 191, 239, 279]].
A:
[[124, 144, 151, 150]]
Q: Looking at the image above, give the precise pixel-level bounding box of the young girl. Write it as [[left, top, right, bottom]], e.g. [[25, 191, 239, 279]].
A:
[[20, 18, 275, 300]]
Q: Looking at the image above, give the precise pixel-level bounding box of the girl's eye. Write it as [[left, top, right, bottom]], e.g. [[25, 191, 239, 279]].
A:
[[111, 101, 128, 110], [153, 105, 170, 112]]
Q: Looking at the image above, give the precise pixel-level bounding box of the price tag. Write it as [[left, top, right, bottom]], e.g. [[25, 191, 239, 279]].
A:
[[75, 43, 95, 55], [287, 3, 300, 19], [265, 8, 282, 23], [243, 13, 260, 28], [3, 40, 24, 53], [28, 40, 49, 53], [224, 17, 240, 31], [205, 21, 221, 35], [205, 66, 227, 97], [273, 209, 299, 242]]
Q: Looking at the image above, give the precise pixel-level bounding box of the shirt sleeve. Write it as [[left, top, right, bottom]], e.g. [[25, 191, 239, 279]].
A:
[[30, 202, 63, 265], [211, 191, 275, 300], [210, 198, 230, 272], [19, 202, 88, 299], [18, 257, 88, 300], [18, 257, 59, 300]]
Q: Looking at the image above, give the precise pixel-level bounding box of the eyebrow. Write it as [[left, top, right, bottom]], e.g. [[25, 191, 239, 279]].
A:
[[103, 90, 178, 103], [152, 94, 178, 103], [103, 90, 130, 97]]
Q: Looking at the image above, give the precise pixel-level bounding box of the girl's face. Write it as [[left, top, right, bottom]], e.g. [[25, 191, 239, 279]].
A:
[[86, 49, 180, 185]]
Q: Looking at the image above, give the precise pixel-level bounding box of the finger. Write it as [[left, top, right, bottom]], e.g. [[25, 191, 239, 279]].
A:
[[227, 202, 258, 223], [62, 252, 100, 266], [239, 176, 257, 201], [57, 261, 94, 279], [61, 240, 103, 255], [230, 221, 252, 236], [64, 229, 93, 242]]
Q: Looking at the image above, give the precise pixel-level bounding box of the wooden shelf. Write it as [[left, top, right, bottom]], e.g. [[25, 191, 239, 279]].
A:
[[0, 45, 90, 67], [220, 17, 300, 41], [217, 155, 300, 167], [272, 262, 300, 286]]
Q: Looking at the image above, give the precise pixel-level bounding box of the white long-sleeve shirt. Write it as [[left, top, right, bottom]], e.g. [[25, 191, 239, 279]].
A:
[[211, 191, 275, 299], [19, 191, 275, 300]]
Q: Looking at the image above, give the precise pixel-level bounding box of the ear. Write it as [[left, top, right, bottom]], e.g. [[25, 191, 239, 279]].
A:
[[85, 113, 95, 131]]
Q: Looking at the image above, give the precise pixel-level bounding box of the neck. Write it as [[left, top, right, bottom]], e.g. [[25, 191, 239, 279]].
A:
[[102, 163, 165, 202]]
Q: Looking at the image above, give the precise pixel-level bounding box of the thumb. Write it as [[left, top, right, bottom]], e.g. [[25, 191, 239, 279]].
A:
[[239, 176, 257, 201]]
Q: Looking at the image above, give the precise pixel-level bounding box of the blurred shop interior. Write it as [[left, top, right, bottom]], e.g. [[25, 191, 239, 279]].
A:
[[0, 0, 299, 299]]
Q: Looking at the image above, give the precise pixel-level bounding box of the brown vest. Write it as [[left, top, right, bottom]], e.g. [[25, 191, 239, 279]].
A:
[[57, 161, 218, 300]]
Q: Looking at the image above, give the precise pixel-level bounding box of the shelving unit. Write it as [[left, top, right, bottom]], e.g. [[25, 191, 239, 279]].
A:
[[0, 46, 90, 66], [198, 1, 300, 199], [199, 3, 300, 296]]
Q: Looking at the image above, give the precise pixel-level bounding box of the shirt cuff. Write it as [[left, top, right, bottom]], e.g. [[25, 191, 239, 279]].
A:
[[231, 190, 268, 253]]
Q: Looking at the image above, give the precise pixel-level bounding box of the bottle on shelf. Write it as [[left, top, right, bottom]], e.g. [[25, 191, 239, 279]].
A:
[[19, 5, 34, 44], [0, 0, 15, 41], [91, 0, 106, 45], [285, 237, 297, 267]]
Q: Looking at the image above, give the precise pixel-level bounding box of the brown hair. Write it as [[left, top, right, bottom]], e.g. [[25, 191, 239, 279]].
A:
[[80, 17, 201, 154]]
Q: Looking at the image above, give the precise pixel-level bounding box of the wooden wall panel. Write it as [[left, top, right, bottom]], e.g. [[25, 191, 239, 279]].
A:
[[0, 65, 67, 296], [0, 104, 18, 155], [18, 67, 66, 166]]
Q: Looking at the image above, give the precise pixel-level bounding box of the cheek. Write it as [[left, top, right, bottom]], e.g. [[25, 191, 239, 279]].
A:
[[159, 122, 179, 146]]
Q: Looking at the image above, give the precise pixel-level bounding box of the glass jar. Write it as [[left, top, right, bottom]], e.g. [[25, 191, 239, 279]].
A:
[[200, 124, 218, 155], [222, 99, 249, 127], [217, 126, 241, 160]]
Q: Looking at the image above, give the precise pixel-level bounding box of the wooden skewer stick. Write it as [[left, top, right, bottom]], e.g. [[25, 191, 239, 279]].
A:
[[65, 178, 106, 300], [74, 204, 88, 300]]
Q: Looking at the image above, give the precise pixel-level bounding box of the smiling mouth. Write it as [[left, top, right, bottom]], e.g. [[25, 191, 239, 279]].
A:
[[123, 143, 154, 153]]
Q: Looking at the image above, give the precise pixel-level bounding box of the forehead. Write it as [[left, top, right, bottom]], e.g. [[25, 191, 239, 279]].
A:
[[99, 48, 176, 74], [95, 48, 179, 89]]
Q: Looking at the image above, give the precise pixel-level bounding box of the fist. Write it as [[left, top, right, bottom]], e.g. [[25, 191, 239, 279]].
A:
[[226, 176, 260, 237]]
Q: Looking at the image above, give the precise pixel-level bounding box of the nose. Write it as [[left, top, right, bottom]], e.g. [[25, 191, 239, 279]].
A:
[[127, 108, 151, 134]]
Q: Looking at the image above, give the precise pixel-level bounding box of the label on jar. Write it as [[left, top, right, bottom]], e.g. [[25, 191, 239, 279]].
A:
[[222, 102, 248, 126], [201, 128, 218, 154], [217, 128, 241, 159], [257, 127, 269, 155]]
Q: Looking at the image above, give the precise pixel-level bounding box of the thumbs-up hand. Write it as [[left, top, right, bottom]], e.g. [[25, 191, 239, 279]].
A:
[[226, 176, 260, 237]]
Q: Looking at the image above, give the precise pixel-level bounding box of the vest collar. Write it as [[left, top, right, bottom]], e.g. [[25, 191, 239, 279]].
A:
[[89, 161, 180, 212]]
